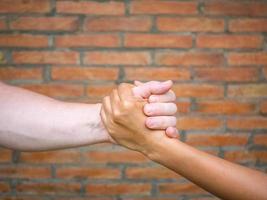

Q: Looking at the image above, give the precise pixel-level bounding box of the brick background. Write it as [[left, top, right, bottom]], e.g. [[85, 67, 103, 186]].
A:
[[0, 0, 267, 199]]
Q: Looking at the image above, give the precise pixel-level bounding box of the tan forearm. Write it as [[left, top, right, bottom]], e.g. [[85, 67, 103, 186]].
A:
[[148, 137, 267, 200], [0, 82, 109, 151]]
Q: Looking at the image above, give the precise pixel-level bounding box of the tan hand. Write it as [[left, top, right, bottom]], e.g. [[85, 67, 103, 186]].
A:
[[100, 83, 166, 154]]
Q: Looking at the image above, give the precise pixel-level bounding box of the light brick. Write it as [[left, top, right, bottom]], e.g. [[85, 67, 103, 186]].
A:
[[10, 17, 78, 31], [0, 0, 50, 13], [84, 51, 151, 65], [55, 34, 120, 48], [51, 67, 118, 81], [229, 19, 267, 32], [228, 84, 267, 98], [194, 67, 259, 82], [156, 52, 224, 66], [157, 17, 225, 32], [56, 1, 125, 15], [85, 16, 152, 32], [125, 67, 190, 81], [204, 2, 267, 16], [196, 35, 263, 49], [125, 34, 192, 48], [130, 1, 197, 14], [12, 51, 79, 65], [0, 67, 42, 80]]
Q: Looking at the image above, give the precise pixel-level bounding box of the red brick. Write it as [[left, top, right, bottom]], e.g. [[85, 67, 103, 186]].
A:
[[13, 51, 79, 65], [261, 101, 267, 114], [228, 52, 267, 65], [85, 16, 152, 32], [186, 134, 248, 147], [157, 17, 225, 32], [84, 51, 151, 65], [224, 151, 267, 162], [196, 35, 263, 49], [158, 183, 207, 195], [55, 34, 120, 48], [130, 1, 197, 14], [176, 101, 191, 114], [87, 84, 116, 98], [195, 100, 256, 115], [0, 166, 50, 179], [227, 117, 267, 130], [56, 167, 120, 179], [125, 167, 180, 179], [0, 0, 50, 13], [22, 84, 84, 98], [254, 134, 267, 146], [0, 34, 48, 48], [228, 84, 267, 98], [125, 34, 192, 48], [156, 52, 224, 66], [20, 150, 81, 164], [10, 17, 78, 31], [229, 19, 267, 32], [177, 117, 222, 130], [194, 67, 259, 82], [57, 1, 125, 15], [17, 182, 81, 195], [172, 84, 224, 98], [0, 67, 42, 80], [0, 18, 7, 30], [85, 151, 149, 164], [204, 2, 267, 16], [125, 67, 190, 81], [86, 183, 151, 195], [0, 148, 12, 162], [52, 67, 118, 81], [0, 182, 9, 193]]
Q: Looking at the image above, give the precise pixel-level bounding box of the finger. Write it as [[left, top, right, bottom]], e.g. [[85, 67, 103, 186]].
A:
[[145, 116, 177, 129], [144, 103, 177, 116], [100, 106, 108, 128], [110, 89, 121, 115], [118, 83, 136, 101], [102, 96, 113, 116], [134, 80, 143, 86], [132, 80, 173, 99], [149, 90, 176, 103], [166, 127, 179, 138]]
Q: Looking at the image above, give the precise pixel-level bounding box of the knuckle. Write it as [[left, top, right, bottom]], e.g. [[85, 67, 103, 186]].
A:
[[113, 109, 122, 122]]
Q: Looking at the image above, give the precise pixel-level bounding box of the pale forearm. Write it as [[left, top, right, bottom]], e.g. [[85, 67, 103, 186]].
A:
[[0, 82, 109, 151], [148, 138, 267, 200]]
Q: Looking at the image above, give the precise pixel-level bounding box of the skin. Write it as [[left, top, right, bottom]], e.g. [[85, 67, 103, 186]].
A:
[[101, 83, 267, 200], [0, 81, 177, 151]]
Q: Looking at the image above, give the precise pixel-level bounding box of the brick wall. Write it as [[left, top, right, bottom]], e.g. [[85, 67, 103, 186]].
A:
[[0, 0, 267, 199]]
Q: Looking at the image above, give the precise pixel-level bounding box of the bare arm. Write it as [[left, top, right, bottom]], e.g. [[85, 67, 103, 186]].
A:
[[101, 83, 267, 200], [0, 82, 109, 151], [0, 81, 176, 152], [149, 138, 267, 200]]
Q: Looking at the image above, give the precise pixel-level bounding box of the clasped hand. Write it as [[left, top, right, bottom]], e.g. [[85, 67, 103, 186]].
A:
[[101, 81, 178, 155]]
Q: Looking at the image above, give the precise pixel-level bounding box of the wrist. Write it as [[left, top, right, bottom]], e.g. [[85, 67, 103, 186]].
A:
[[141, 132, 173, 161]]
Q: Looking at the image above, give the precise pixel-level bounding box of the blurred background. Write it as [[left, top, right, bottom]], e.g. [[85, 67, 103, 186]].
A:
[[0, 0, 267, 199]]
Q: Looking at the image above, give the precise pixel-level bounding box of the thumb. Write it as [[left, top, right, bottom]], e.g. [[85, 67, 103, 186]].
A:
[[132, 80, 173, 99], [134, 80, 143, 86]]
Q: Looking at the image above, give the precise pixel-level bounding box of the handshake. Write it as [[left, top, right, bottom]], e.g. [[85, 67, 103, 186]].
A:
[[100, 80, 178, 155]]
